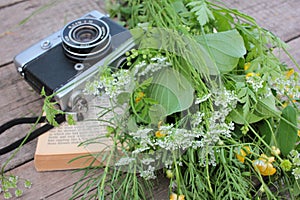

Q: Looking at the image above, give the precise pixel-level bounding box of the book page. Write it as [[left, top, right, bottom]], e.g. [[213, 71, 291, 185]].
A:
[[36, 94, 115, 155]]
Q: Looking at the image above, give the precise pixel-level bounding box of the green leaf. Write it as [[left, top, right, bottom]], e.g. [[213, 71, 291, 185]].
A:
[[213, 11, 233, 32], [195, 29, 246, 73], [255, 95, 281, 117], [117, 92, 131, 105], [276, 105, 298, 156], [127, 116, 139, 132], [187, 1, 214, 26], [293, 179, 300, 197], [229, 104, 263, 124], [148, 104, 167, 124], [147, 68, 194, 116], [256, 119, 273, 145], [172, 0, 188, 14]]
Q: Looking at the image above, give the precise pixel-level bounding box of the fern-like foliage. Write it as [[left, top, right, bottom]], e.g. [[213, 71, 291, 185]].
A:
[[187, 0, 215, 26]]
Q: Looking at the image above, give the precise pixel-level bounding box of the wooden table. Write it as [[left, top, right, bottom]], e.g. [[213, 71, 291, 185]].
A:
[[1, 0, 300, 199]]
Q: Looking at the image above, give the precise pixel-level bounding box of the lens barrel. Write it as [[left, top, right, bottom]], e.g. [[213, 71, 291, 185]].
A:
[[61, 18, 111, 61]]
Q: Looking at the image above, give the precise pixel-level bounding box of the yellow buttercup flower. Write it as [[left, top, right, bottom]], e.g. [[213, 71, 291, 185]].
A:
[[236, 146, 251, 163], [155, 130, 166, 138], [245, 72, 255, 78], [170, 193, 185, 200], [286, 68, 294, 79], [135, 91, 145, 103], [244, 62, 251, 71], [282, 101, 289, 108], [252, 154, 276, 176], [298, 130, 300, 137]]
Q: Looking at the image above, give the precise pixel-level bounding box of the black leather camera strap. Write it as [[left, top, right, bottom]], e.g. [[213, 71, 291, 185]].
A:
[[0, 114, 65, 155]]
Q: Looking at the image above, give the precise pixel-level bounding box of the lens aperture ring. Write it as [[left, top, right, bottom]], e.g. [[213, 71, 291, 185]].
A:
[[61, 18, 111, 61]]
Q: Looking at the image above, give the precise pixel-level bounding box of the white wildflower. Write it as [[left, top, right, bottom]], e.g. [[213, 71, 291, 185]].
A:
[[129, 128, 154, 147], [134, 56, 171, 78], [139, 165, 156, 180], [292, 168, 300, 180], [115, 157, 136, 166], [141, 158, 155, 165], [246, 75, 264, 92], [191, 112, 205, 128], [132, 146, 150, 154]]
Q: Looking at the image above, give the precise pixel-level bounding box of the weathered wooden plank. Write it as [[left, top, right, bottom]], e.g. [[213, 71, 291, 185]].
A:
[[0, 140, 37, 171], [276, 37, 300, 73], [0, 0, 106, 65], [0, 62, 43, 170], [0, 0, 27, 9], [47, 174, 170, 200], [0, 1, 299, 200], [1, 0, 300, 66], [7, 161, 88, 199], [226, 0, 300, 42]]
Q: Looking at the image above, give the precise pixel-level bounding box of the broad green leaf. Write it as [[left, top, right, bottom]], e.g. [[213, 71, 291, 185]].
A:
[[276, 105, 298, 156], [172, 0, 188, 14], [256, 119, 274, 145], [127, 116, 139, 132], [117, 92, 131, 105], [255, 95, 281, 117], [148, 104, 167, 124], [213, 11, 233, 32], [229, 104, 263, 125], [147, 68, 194, 116], [195, 30, 246, 73]]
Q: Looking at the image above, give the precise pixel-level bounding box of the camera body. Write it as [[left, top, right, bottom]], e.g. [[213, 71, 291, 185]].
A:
[[14, 11, 134, 119]]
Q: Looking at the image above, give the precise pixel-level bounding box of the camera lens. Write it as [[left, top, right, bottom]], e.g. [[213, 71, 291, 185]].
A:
[[73, 25, 99, 43], [61, 18, 112, 61]]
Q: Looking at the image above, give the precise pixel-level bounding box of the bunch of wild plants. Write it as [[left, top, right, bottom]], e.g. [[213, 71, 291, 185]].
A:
[[71, 0, 300, 199]]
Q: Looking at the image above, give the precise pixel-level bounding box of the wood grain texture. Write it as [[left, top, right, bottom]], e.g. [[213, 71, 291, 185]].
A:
[[0, 0, 299, 199], [8, 161, 89, 199], [226, 0, 300, 42]]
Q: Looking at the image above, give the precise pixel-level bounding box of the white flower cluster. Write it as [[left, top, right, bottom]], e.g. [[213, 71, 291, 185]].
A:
[[246, 75, 264, 92], [139, 165, 156, 180], [198, 146, 218, 167], [189, 89, 237, 165], [290, 150, 300, 179], [115, 156, 156, 180], [213, 89, 238, 116], [154, 128, 196, 151], [133, 56, 171, 77], [271, 77, 300, 100], [115, 157, 136, 167], [85, 69, 133, 98]]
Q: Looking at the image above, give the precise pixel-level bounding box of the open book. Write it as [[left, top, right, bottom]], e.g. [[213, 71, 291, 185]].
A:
[[34, 95, 114, 171]]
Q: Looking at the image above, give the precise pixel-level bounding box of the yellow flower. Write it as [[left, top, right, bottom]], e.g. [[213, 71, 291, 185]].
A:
[[155, 130, 166, 138], [286, 68, 294, 79], [245, 72, 255, 78], [170, 193, 185, 200], [135, 91, 145, 103], [244, 62, 251, 71], [236, 146, 251, 163], [252, 154, 276, 176], [282, 101, 289, 108], [298, 130, 300, 137]]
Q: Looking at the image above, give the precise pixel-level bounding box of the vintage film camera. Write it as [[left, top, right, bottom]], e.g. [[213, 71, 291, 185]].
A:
[[14, 11, 134, 120]]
